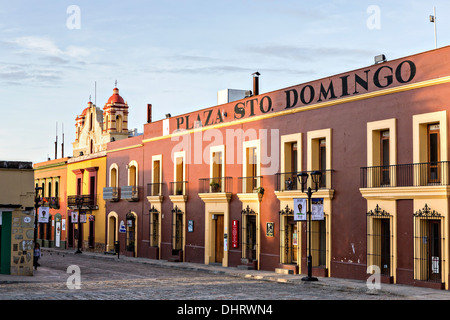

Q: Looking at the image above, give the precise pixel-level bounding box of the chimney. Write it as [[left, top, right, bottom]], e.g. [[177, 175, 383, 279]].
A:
[[252, 72, 260, 96], [147, 104, 152, 123]]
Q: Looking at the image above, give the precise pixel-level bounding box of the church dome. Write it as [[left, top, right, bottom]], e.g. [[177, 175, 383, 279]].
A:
[[107, 88, 125, 104]]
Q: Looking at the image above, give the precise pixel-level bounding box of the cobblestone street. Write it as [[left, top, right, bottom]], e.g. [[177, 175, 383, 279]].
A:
[[1, 248, 450, 304]]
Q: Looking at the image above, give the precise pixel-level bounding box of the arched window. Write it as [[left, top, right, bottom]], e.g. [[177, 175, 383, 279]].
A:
[[116, 115, 123, 133]]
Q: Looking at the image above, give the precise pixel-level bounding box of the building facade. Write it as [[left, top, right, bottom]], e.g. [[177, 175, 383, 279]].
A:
[[33, 157, 69, 249], [102, 46, 450, 290], [32, 45, 450, 290], [0, 161, 34, 275]]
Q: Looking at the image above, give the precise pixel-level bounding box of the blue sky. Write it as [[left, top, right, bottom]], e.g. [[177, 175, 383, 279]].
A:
[[1, 0, 449, 163]]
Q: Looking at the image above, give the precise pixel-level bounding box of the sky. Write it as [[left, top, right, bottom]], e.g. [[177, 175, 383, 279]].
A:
[[1, 0, 449, 163]]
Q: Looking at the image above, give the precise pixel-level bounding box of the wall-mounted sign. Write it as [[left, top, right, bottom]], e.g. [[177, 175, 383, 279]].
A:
[[188, 220, 194, 232], [266, 222, 274, 237], [231, 220, 239, 248], [119, 220, 126, 233]]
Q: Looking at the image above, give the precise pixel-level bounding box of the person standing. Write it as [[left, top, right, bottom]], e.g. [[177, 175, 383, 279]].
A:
[[33, 243, 41, 270]]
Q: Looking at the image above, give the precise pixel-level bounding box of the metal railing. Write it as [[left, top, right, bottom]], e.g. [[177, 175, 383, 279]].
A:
[[42, 197, 60, 209], [147, 182, 164, 197], [169, 181, 188, 196], [198, 177, 232, 193], [103, 187, 119, 201], [275, 170, 333, 191], [361, 161, 450, 188], [121, 185, 139, 201], [238, 176, 263, 193], [67, 194, 98, 209]]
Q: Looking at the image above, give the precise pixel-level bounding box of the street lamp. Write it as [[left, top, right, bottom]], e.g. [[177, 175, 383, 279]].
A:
[[297, 170, 322, 282], [75, 196, 84, 254], [34, 187, 43, 247]]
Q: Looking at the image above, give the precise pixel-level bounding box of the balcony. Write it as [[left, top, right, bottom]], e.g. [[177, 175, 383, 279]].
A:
[[147, 182, 164, 197], [42, 197, 60, 209], [275, 170, 333, 191], [199, 177, 232, 193], [238, 176, 263, 194], [67, 194, 98, 210], [169, 181, 188, 196], [103, 187, 119, 202], [121, 185, 139, 201], [360, 161, 450, 188]]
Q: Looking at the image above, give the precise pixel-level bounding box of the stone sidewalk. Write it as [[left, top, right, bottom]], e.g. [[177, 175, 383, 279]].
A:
[[1, 247, 450, 300]]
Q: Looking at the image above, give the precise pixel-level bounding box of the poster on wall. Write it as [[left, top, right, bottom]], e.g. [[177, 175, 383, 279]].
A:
[[38, 207, 50, 223]]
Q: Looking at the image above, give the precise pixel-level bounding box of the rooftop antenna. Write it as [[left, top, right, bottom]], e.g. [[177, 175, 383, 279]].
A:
[[54, 121, 58, 159], [94, 81, 97, 105], [115, 80, 118, 88], [430, 6, 437, 49], [61, 123, 64, 158]]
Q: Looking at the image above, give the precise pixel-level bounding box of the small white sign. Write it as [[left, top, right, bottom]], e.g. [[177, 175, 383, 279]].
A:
[[163, 119, 170, 136], [119, 220, 126, 233]]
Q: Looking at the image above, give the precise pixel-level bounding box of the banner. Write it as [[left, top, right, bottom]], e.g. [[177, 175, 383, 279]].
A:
[[311, 198, 324, 220], [293, 198, 307, 221], [293, 198, 324, 221], [38, 207, 50, 223]]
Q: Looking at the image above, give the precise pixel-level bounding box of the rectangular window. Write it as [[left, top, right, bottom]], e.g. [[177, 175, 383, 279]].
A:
[[153, 159, 161, 195], [280, 133, 302, 191], [380, 130, 390, 185], [428, 123, 440, 184], [173, 152, 186, 195], [308, 129, 332, 189], [246, 147, 258, 191]]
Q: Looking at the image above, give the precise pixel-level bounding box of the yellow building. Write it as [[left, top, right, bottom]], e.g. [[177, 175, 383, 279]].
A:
[[67, 87, 130, 252], [66, 153, 107, 252], [0, 161, 35, 275]]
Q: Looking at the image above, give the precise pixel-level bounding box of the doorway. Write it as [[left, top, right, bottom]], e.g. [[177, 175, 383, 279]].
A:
[[214, 215, 224, 263]]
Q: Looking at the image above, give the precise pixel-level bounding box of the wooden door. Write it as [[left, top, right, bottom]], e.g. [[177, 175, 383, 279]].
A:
[[215, 215, 224, 263]]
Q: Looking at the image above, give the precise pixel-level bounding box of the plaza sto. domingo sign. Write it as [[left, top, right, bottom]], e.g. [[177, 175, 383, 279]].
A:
[[175, 60, 416, 131]]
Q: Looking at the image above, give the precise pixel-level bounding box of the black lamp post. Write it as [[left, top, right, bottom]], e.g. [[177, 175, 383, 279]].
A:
[[297, 170, 322, 282], [75, 196, 84, 254], [34, 187, 43, 247]]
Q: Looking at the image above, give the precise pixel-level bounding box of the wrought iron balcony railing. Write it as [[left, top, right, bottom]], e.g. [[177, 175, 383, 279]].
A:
[[360, 161, 450, 188], [103, 187, 119, 201], [121, 185, 139, 201], [275, 170, 333, 191], [41, 197, 60, 209], [237, 176, 263, 193], [147, 182, 164, 197], [199, 177, 232, 193], [67, 194, 98, 210], [169, 181, 188, 196]]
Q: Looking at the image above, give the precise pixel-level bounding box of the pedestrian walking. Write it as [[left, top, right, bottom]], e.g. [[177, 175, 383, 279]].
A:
[[34, 243, 41, 270]]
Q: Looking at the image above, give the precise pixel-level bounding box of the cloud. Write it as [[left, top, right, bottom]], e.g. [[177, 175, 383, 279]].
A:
[[243, 44, 374, 61], [0, 62, 63, 85], [7, 36, 91, 62], [0, 36, 91, 86]]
